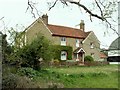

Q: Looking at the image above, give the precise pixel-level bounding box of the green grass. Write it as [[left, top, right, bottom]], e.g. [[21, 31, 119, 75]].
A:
[[5, 64, 118, 88], [47, 65, 118, 74], [34, 65, 118, 88]]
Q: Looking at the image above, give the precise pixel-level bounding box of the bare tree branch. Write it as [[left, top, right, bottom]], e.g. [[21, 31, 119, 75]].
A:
[[98, 0, 105, 8], [27, 0, 40, 18], [94, 0, 103, 18], [27, 0, 36, 18], [26, 0, 118, 35], [105, 19, 119, 36], [49, 0, 58, 11], [69, 1, 105, 21], [0, 17, 4, 20]]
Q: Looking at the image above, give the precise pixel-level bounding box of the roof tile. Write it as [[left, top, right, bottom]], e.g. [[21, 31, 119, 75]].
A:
[[47, 24, 90, 39]]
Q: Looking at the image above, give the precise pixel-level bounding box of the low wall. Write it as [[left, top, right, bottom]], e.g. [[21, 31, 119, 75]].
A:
[[42, 61, 109, 67]]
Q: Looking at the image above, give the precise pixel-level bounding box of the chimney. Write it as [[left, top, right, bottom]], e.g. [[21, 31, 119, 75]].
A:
[[80, 20, 85, 31], [42, 14, 48, 25]]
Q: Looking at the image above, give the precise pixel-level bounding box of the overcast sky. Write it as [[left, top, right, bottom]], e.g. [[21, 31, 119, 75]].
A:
[[0, 0, 118, 49]]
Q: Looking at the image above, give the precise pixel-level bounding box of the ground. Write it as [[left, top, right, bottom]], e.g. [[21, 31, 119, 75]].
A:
[[30, 64, 119, 88]]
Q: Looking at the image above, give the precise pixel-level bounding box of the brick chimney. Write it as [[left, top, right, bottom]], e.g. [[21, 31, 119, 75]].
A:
[[42, 14, 48, 25], [80, 20, 85, 31]]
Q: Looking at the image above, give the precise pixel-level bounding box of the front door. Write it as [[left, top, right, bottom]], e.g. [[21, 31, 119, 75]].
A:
[[74, 53, 83, 61], [61, 51, 67, 60]]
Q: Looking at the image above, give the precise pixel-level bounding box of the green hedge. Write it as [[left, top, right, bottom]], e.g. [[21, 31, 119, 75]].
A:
[[84, 55, 94, 62], [52, 45, 73, 60]]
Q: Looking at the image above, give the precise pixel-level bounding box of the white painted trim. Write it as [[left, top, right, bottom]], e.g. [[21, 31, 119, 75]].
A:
[[82, 31, 100, 44], [82, 31, 92, 44], [39, 18, 53, 35], [77, 48, 86, 53], [109, 62, 120, 64], [25, 17, 53, 35], [61, 51, 67, 60], [108, 50, 120, 56]]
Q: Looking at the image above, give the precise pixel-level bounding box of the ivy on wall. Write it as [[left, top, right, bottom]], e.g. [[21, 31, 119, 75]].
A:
[[52, 45, 73, 60]]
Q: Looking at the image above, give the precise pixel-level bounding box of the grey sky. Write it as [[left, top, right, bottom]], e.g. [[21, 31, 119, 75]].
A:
[[0, 0, 118, 49]]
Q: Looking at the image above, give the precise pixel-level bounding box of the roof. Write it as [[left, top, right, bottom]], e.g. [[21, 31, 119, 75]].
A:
[[109, 37, 120, 50], [47, 24, 90, 39], [73, 47, 86, 53], [100, 52, 107, 58]]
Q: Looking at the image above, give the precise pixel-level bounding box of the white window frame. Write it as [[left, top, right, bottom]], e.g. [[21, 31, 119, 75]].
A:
[[76, 39, 80, 47], [61, 37, 66, 46], [61, 51, 67, 60]]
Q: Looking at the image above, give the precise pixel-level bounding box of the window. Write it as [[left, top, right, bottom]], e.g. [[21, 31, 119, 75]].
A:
[[61, 37, 66, 41], [61, 51, 67, 60], [90, 42, 94, 49], [61, 37, 66, 46], [76, 39, 80, 47], [91, 53, 94, 58]]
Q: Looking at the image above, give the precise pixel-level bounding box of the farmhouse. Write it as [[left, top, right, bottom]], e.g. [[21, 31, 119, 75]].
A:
[[24, 14, 100, 63]]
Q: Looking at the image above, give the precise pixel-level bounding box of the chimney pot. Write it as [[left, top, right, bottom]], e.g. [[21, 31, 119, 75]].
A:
[[42, 14, 48, 25]]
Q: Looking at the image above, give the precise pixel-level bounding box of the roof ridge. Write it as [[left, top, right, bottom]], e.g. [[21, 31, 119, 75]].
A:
[[48, 24, 84, 31]]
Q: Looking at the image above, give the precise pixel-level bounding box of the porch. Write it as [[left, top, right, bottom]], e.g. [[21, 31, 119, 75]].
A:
[[73, 47, 86, 65]]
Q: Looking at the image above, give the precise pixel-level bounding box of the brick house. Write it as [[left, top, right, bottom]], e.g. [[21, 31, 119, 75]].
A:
[[24, 14, 100, 63]]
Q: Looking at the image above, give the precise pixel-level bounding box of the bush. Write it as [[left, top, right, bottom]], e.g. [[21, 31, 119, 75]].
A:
[[2, 73, 41, 88], [16, 35, 54, 70], [17, 67, 39, 78], [2, 73, 18, 88], [84, 55, 94, 62]]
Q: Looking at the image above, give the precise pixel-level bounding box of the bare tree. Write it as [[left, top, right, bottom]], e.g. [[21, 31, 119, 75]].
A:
[[26, 0, 118, 35]]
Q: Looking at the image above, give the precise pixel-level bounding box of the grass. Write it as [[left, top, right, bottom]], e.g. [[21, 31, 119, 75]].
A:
[[47, 65, 118, 74], [37, 65, 118, 88], [3, 64, 119, 88]]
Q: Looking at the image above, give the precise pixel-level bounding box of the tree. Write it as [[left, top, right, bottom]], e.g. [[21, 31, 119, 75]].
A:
[[0, 32, 13, 63], [16, 35, 54, 70], [27, 0, 118, 35]]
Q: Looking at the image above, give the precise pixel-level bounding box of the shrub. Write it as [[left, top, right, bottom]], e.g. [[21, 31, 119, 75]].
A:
[[84, 55, 94, 62], [2, 73, 41, 88], [2, 73, 18, 88], [17, 67, 38, 78], [16, 35, 54, 70]]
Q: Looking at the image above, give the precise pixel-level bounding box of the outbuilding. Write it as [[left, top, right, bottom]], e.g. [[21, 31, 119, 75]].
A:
[[107, 37, 120, 63]]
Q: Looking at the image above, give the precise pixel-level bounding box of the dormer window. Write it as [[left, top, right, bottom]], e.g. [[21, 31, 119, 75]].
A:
[[76, 39, 80, 47], [61, 37, 66, 46], [90, 42, 94, 49]]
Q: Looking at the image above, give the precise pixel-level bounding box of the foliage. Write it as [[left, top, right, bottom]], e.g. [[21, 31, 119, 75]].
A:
[[0, 32, 13, 64], [84, 55, 94, 62], [16, 35, 54, 70], [52, 45, 73, 60], [17, 67, 39, 78], [16, 65, 117, 88], [2, 64, 40, 88], [2, 73, 18, 88], [2, 64, 118, 88]]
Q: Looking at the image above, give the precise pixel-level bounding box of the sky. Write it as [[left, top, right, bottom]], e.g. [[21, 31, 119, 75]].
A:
[[0, 0, 119, 49]]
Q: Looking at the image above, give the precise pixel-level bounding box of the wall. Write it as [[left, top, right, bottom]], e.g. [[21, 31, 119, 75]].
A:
[[25, 19, 58, 45], [82, 32, 100, 61]]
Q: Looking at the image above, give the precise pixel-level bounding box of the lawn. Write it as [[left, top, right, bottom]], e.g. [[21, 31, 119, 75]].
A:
[[43, 65, 118, 88], [4, 64, 119, 88]]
